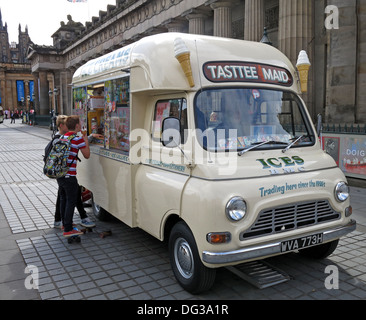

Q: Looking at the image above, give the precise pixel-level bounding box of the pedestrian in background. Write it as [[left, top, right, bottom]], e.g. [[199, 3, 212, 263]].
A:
[[10, 111, 15, 124]]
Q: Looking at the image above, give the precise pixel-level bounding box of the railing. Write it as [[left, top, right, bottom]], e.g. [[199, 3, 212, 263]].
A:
[[323, 123, 366, 135], [321, 123, 366, 182]]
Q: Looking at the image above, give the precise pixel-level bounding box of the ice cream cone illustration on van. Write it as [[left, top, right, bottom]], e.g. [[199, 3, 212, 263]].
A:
[[296, 50, 311, 93], [174, 37, 195, 87]]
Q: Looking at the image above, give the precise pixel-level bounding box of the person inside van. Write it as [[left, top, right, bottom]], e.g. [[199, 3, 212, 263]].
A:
[[213, 89, 252, 147]]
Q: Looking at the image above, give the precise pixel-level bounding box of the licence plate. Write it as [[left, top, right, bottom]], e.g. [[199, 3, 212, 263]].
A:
[[281, 233, 323, 253]]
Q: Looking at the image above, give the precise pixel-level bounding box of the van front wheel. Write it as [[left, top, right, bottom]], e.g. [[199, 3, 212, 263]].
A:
[[298, 239, 339, 259], [169, 222, 216, 294]]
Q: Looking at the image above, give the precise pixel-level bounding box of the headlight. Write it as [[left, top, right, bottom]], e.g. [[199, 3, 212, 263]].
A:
[[226, 197, 247, 222], [335, 182, 349, 202]]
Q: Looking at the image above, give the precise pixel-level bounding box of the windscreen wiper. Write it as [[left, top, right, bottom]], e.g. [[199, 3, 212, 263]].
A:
[[282, 135, 304, 153], [238, 140, 287, 157]]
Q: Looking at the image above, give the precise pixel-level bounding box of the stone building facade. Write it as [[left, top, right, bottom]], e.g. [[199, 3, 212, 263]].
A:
[[0, 10, 35, 111], [27, 0, 365, 125]]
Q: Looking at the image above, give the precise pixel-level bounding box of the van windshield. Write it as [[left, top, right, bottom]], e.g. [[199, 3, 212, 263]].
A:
[[195, 88, 315, 152]]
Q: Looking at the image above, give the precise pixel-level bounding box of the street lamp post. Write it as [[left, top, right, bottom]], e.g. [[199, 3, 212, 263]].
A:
[[49, 89, 54, 131], [32, 93, 36, 125], [49, 88, 59, 133], [21, 97, 25, 123], [260, 27, 272, 46], [27, 95, 30, 124], [53, 88, 59, 117]]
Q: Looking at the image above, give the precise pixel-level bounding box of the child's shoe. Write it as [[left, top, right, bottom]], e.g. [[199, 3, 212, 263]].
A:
[[61, 223, 76, 231], [81, 218, 95, 228], [63, 228, 83, 238], [54, 221, 62, 229]]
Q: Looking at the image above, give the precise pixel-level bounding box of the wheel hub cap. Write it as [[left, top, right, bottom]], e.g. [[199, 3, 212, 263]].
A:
[[175, 238, 194, 279]]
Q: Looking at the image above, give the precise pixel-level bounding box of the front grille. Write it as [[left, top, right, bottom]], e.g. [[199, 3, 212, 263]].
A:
[[240, 200, 341, 240]]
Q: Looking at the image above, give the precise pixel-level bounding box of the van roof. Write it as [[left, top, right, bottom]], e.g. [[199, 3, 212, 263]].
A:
[[72, 32, 298, 92]]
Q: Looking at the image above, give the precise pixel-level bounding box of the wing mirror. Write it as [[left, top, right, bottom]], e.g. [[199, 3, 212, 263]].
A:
[[161, 117, 181, 148]]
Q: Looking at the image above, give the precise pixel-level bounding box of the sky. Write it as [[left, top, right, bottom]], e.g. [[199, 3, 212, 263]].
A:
[[0, 0, 115, 46]]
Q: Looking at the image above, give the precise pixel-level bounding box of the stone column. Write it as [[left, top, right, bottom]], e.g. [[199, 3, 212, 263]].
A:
[[53, 70, 62, 115], [0, 71, 5, 110], [324, 1, 360, 124], [24, 80, 29, 111], [162, 18, 187, 33], [12, 80, 17, 110], [32, 73, 40, 114], [357, 0, 366, 123], [183, 8, 211, 35], [38, 71, 50, 115], [59, 70, 73, 115], [209, 1, 234, 38], [186, 13, 207, 35], [278, 0, 314, 118], [244, 0, 264, 41], [279, 0, 313, 65]]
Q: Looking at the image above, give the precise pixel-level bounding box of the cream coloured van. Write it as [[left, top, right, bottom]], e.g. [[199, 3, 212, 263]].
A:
[[72, 33, 356, 293]]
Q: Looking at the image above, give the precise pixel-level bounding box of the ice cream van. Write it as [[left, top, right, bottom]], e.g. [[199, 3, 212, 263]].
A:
[[72, 33, 356, 293]]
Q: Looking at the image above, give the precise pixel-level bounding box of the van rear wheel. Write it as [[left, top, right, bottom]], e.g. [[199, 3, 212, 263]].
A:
[[92, 196, 110, 221], [169, 221, 216, 294]]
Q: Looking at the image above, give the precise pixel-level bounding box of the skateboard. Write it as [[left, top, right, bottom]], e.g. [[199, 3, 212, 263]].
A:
[[67, 234, 81, 244], [81, 226, 112, 239]]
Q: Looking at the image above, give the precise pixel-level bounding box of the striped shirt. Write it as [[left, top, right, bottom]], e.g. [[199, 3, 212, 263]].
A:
[[63, 132, 86, 177]]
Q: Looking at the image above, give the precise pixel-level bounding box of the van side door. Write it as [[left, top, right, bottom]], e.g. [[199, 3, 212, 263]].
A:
[[134, 95, 191, 239]]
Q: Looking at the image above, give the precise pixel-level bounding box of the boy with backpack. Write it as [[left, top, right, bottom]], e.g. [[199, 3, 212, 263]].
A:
[[52, 115, 99, 229], [57, 115, 90, 237]]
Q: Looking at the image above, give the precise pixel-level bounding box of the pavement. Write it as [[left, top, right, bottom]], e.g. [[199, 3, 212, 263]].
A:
[[1, 118, 366, 302]]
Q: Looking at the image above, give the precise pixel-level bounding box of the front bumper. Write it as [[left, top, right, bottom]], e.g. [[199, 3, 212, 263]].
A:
[[202, 219, 356, 265]]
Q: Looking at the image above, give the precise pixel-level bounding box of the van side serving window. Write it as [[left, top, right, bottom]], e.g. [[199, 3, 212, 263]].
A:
[[105, 78, 130, 152], [73, 87, 88, 134], [152, 98, 188, 144], [195, 88, 315, 152], [72, 77, 130, 153]]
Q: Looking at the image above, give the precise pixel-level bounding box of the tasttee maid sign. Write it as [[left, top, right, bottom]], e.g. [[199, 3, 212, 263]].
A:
[[203, 61, 293, 86]]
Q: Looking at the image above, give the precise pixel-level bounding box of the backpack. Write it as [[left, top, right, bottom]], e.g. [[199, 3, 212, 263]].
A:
[[43, 134, 60, 164], [43, 134, 78, 179]]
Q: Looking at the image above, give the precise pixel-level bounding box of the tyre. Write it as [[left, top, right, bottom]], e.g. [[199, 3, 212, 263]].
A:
[[92, 196, 110, 221], [169, 221, 216, 294], [298, 239, 339, 259]]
